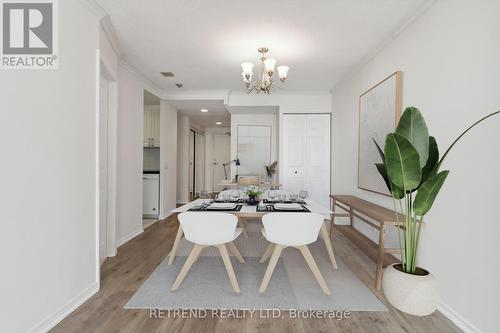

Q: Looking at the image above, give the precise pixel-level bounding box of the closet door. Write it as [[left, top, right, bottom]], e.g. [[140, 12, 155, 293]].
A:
[[282, 114, 330, 207]]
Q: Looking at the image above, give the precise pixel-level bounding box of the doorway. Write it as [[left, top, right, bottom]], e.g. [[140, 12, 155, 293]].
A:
[[189, 129, 205, 200], [99, 75, 109, 264], [212, 132, 230, 192]]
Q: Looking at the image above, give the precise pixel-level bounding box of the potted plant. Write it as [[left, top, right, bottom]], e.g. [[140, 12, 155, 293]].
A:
[[265, 161, 278, 183], [244, 185, 262, 205], [374, 106, 499, 316]]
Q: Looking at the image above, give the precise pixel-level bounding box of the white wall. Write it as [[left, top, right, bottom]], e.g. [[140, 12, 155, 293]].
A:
[[177, 115, 190, 203], [330, 1, 500, 332], [0, 1, 100, 332], [230, 113, 278, 179], [116, 65, 145, 245], [160, 101, 178, 218]]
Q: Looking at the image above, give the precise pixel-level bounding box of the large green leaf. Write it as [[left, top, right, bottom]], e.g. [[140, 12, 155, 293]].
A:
[[435, 110, 500, 171], [414, 171, 449, 216], [396, 107, 429, 168], [420, 136, 439, 184], [384, 133, 422, 191], [372, 138, 385, 162], [375, 163, 404, 199]]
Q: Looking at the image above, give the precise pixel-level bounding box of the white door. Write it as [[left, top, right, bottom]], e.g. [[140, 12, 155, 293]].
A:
[[99, 76, 109, 263], [195, 133, 205, 193], [282, 114, 331, 207], [188, 131, 195, 197], [212, 133, 230, 192]]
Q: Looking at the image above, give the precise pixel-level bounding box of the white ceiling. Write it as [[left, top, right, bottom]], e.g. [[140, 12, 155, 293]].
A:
[[97, 0, 429, 91], [167, 99, 231, 128]]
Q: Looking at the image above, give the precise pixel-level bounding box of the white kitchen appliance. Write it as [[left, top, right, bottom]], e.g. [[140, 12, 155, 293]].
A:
[[143, 173, 160, 218]]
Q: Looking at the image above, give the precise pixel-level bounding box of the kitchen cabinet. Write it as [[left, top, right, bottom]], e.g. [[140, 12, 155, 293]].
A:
[[143, 110, 160, 147]]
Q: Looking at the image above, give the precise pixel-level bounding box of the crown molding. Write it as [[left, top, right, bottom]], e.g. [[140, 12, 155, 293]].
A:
[[80, 0, 107, 18], [119, 59, 164, 98], [163, 90, 231, 104], [100, 16, 123, 58], [330, 0, 437, 93]]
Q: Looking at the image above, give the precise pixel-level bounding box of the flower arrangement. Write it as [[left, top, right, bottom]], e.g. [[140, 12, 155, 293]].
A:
[[244, 185, 262, 197]]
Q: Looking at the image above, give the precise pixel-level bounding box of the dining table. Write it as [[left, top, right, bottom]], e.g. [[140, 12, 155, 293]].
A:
[[168, 199, 338, 270]]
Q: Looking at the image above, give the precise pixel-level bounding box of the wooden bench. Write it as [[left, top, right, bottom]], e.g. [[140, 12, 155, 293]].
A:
[[330, 194, 404, 290]]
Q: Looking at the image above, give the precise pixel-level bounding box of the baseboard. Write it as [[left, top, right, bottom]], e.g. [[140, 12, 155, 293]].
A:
[[28, 281, 99, 333], [438, 302, 482, 333], [117, 228, 144, 247]]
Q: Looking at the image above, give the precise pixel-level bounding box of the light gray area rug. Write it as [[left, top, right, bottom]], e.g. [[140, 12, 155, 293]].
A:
[[125, 221, 387, 311]]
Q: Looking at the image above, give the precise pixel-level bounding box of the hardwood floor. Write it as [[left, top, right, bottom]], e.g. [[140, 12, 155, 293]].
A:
[[51, 214, 461, 333]]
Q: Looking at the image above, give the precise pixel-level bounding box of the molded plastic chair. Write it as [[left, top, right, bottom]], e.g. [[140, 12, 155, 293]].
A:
[[259, 213, 331, 295], [171, 212, 245, 293]]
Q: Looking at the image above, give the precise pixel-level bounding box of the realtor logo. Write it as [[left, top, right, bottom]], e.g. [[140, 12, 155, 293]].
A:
[[1, 0, 58, 69]]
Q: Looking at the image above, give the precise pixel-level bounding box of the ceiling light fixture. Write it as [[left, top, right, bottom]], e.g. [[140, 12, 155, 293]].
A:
[[241, 47, 289, 94], [201, 109, 208, 113], [216, 121, 222, 125]]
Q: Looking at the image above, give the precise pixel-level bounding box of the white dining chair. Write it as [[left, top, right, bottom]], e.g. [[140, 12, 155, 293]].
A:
[[259, 213, 331, 295], [171, 212, 245, 293]]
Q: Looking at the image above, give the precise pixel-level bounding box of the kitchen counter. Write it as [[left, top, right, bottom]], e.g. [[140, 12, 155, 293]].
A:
[[143, 170, 160, 174]]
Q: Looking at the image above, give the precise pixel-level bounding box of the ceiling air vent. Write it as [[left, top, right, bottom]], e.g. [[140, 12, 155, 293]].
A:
[[160, 72, 175, 77]]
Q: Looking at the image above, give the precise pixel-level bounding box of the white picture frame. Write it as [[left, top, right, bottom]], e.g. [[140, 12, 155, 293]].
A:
[[358, 71, 402, 196]]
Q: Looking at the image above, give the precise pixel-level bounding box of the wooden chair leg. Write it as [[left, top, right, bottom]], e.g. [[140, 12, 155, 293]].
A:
[[217, 244, 240, 293], [297, 245, 331, 295], [260, 243, 274, 263], [193, 245, 204, 263], [259, 245, 285, 293], [320, 224, 338, 270], [168, 226, 184, 265], [171, 244, 204, 291], [228, 241, 245, 263]]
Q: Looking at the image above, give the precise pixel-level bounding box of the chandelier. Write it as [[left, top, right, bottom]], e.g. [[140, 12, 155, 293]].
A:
[[241, 47, 289, 94]]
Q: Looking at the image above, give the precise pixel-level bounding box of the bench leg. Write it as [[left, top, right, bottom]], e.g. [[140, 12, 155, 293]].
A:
[[375, 224, 386, 290]]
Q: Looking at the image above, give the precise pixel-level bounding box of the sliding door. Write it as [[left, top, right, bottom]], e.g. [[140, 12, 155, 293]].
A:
[[282, 114, 331, 207]]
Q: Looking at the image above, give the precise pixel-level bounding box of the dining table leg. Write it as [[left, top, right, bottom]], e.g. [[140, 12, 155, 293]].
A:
[[168, 225, 184, 265], [238, 217, 248, 238], [320, 223, 338, 270]]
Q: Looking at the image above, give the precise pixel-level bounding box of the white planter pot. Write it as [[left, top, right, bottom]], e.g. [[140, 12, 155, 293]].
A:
[[382, 264, 439, 316]]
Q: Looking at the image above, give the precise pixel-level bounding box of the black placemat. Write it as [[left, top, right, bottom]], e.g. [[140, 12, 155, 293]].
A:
[[262, 199, 306, 204], [188, 204, 243, 212], [256, 205, 310, 213]]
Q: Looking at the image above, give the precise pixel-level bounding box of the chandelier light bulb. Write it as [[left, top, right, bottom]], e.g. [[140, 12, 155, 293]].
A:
[[241, 62, 254, 75], [263, 58, 276, 75], [277, 65, 289, 81]]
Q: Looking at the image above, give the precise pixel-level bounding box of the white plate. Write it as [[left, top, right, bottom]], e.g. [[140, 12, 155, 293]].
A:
[[208, 203, 237, 209], [274, 203, 303, 210]]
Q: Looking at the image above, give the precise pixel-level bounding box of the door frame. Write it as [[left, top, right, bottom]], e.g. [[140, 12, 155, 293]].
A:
[[96, 51, 118, 286]]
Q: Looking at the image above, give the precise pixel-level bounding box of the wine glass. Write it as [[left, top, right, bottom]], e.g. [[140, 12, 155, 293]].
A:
[[290, 194, 299, 203], [222, 192, 231, 202], [299, 190, 309, 204], [231, 190, 240, 202], [268, 190, 277, 202], [278, 194, 286, 203]]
